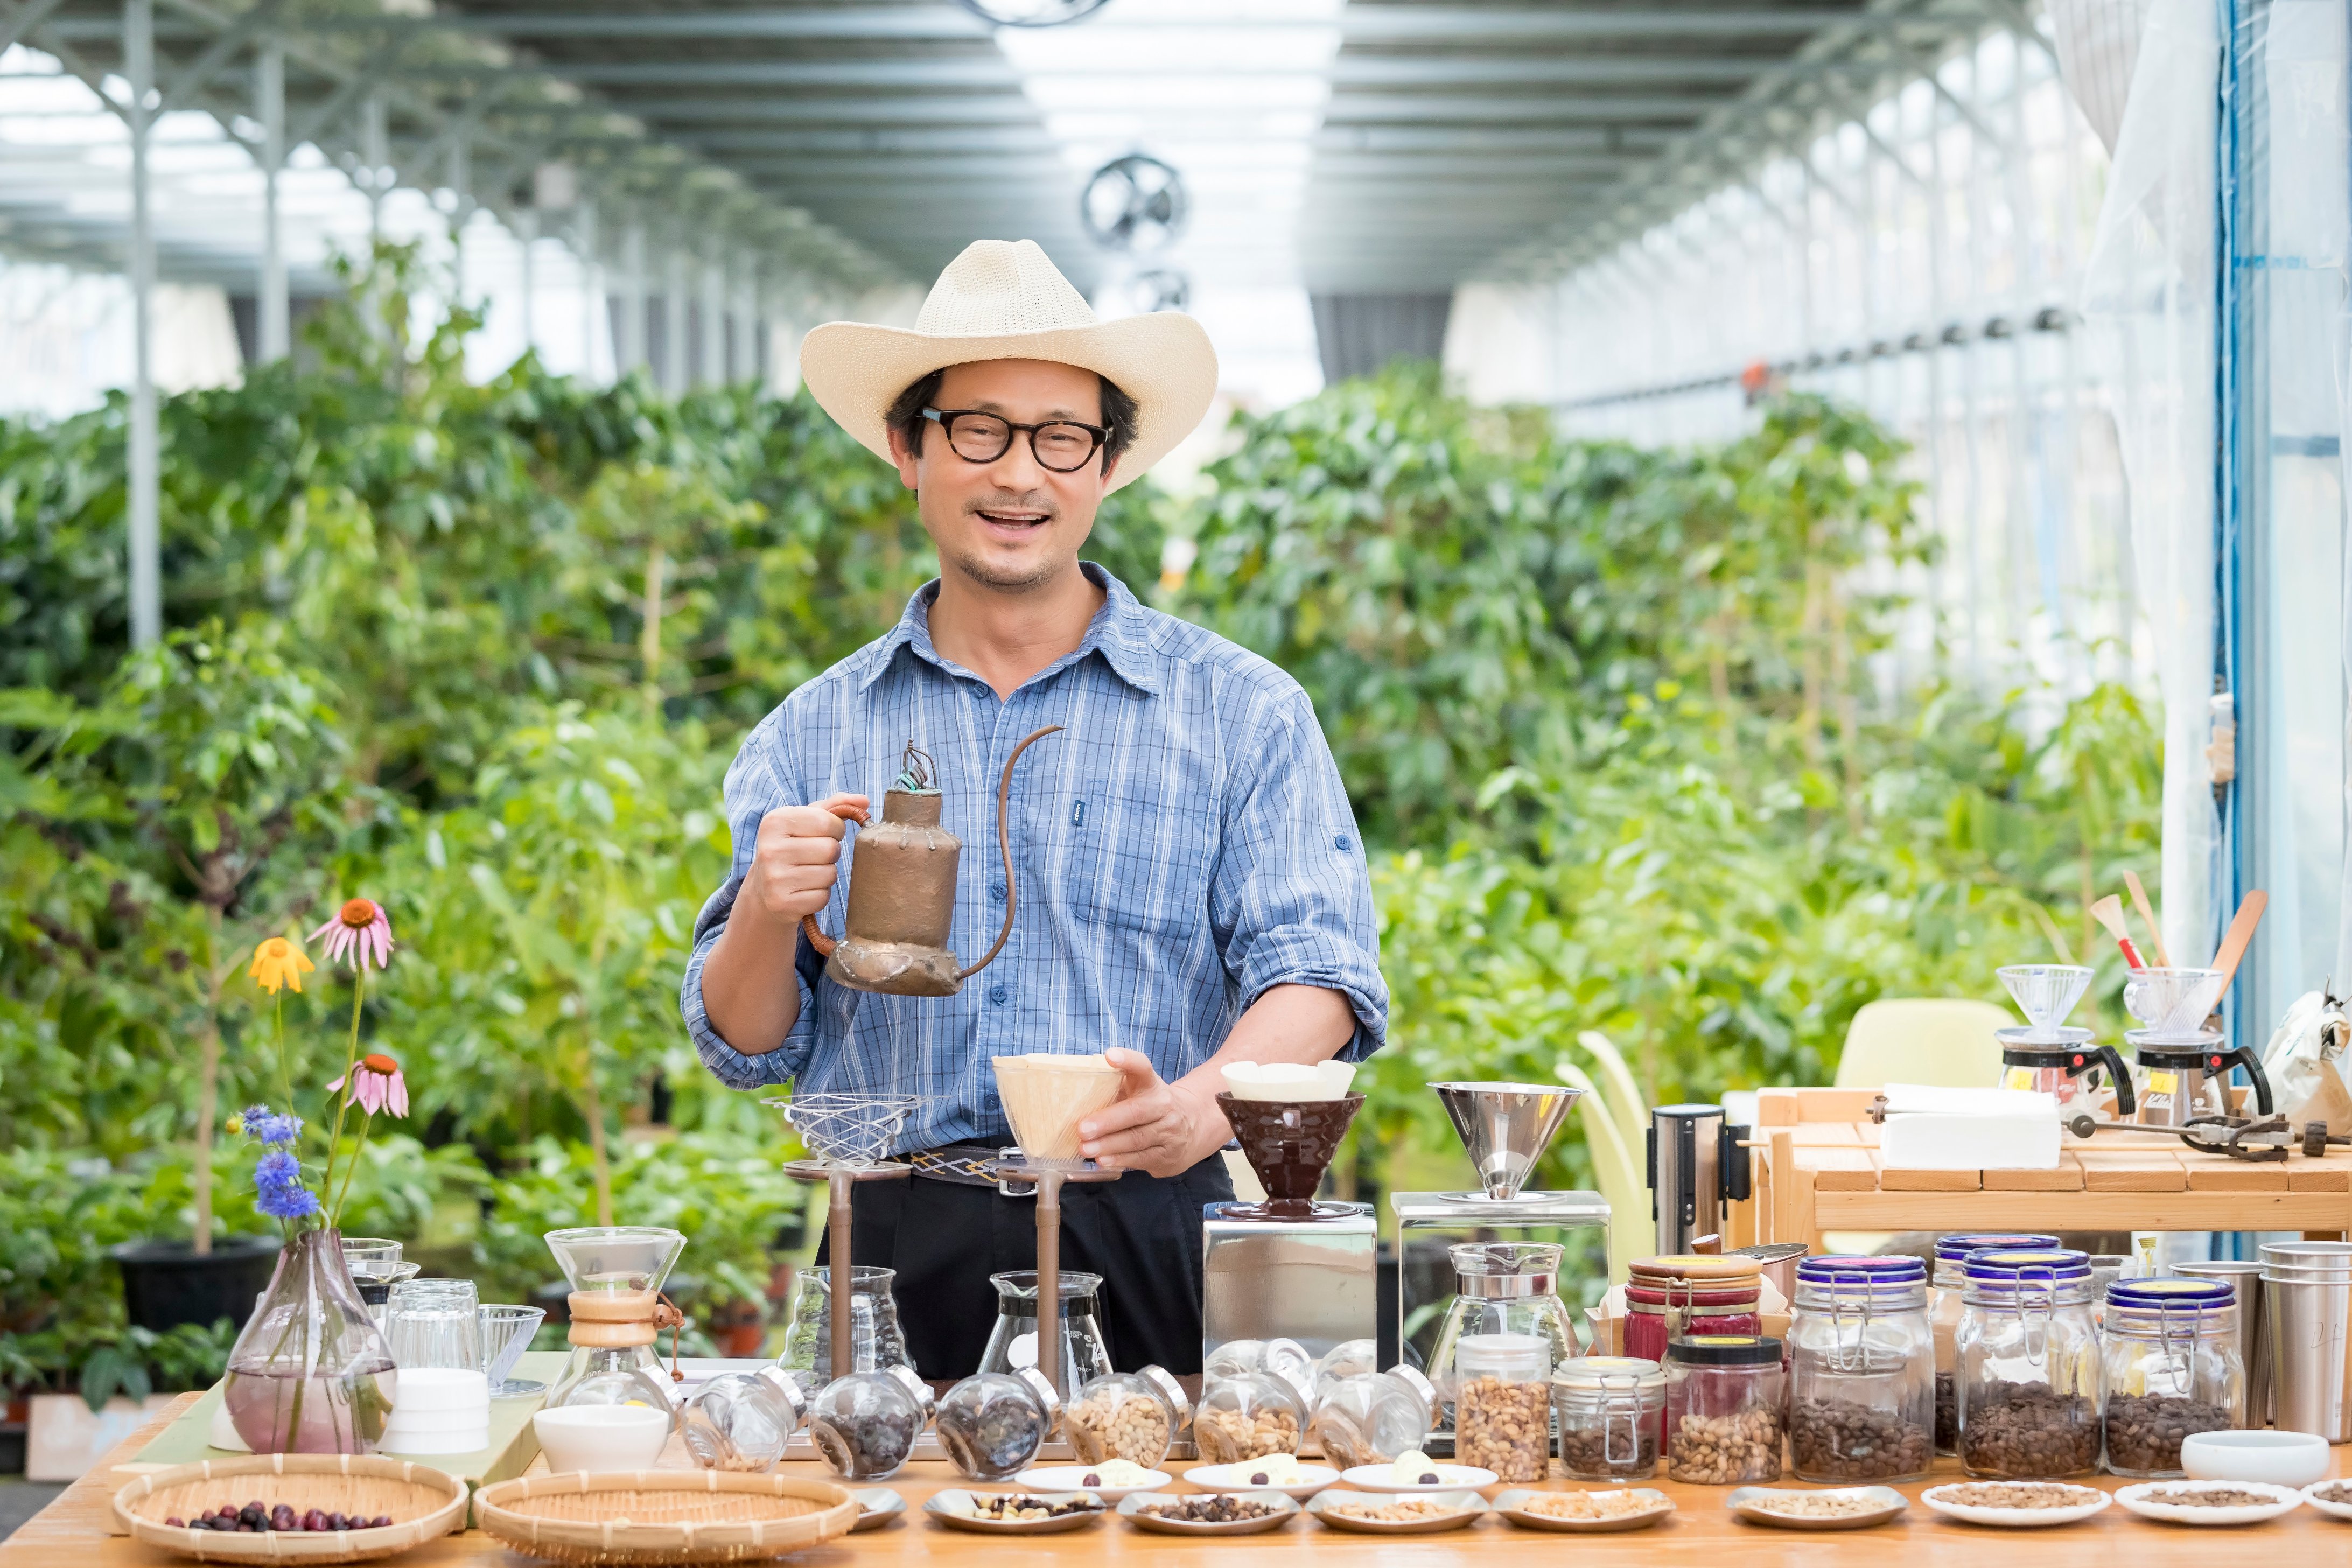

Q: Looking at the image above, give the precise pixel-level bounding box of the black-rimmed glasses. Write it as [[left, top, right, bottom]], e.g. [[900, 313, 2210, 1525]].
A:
[[922, 407, 1111, 472]]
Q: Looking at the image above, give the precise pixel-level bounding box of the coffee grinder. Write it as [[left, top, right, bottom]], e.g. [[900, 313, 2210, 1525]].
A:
[[1390, 1083, 1609, 1376], [1647, 1103, 1751, 1254], [1996, 964, 2135, 1117], [1200, 1089, 1378, 1367], [2122, 967, 2272, 1127]]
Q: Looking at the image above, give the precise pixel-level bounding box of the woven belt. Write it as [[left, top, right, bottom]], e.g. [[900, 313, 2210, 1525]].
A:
[[906, 1143, 1019, 1191]]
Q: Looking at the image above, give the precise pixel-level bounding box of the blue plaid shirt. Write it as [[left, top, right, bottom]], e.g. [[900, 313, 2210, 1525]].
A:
[[680, 564, 1389, 1153]]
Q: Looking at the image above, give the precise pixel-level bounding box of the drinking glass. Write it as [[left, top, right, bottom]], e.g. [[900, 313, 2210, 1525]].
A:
[[382, 1278, 488, 1453], [388, 1278, 484, 1371], [352, 1259, 420, 1331], [480, 1304, 547, 1397]]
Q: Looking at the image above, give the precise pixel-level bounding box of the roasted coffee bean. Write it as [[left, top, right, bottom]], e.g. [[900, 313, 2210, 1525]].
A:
[[1558, 1420, 1658, 1480], [1958, 1381, 2099, 1478], [2102, 1392, 2232, 1475], [936, 1387, 1048, 1480], [1789, 1396, 1932, 1481], [1934, 1371, 1957, 1454]]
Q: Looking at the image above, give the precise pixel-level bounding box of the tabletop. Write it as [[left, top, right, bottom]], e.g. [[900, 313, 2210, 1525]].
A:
[[10, 1393, 2350, 1568]]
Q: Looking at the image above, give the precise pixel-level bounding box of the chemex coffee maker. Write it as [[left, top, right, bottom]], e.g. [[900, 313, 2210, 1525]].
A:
[[1201, 1061, 1378, 1368], [1996, 964, 2134, 1117], [799, 730, 1059, 996], [2124, 966, 2272, 1127], [1391, 1083, 1609, 1373]]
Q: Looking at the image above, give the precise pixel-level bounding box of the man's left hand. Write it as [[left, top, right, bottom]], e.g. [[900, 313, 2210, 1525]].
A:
[[1077, 1048, 1224, 1178]]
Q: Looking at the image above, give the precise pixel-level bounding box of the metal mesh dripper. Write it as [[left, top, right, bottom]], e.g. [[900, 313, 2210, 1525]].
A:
[[772, 1092, 920, 1166]]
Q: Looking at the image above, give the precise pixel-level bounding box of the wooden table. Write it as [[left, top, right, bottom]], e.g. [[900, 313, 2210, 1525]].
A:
[[1727, 1087, 2352, 1254], [13, 1392, 2351, 1567]]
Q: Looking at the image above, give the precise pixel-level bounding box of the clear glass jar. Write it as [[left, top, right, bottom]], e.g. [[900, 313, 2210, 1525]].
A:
[[682, 1367, 809, 1472], [1203, 1337, 1313, 1386], [1928, 1233, 2058, 1454], [1552, 1356, 1664, 1481], [1066, 1367, 1191, 1468], [1664, 1334, 1784, 1485], [935, 1367, 1060, 1481], [1307, 1366, 1436, 1469], [1310, 1339, 1377, 1397], [1787, 1255, 1933, 1483], [1193, 1368, 1308, 1462], [1625, 1255, 1764, 1363], [1955, 1248, 2101, 1478], [775, 1266, 911, 1393], [977, 1270, 1115, 1400], [1451, 1333, 1552, 1482], [805, 1364, 934, 1481], [2099, 1278, 2243, 1477], [1426, 1243, 1579, 1427]]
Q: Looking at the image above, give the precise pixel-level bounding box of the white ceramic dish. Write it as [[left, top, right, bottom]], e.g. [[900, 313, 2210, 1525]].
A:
[[1305, 1489, 1487, 1535], [531, 1404, 671, 1472], [1919, 1482, 2113, 1528], [1490, 1487, 1673, 1533], [2115, 1480, 2302, 1525], [1014, 1465, 1170, 1502], [1116, 1491, 1298, 1536], [2181, 1431, 2330, 1488], [849, 1488, 905, 1534], [1730, 1485, 1908, 1530], [1184, 1460, 1341, 1501], [1339, 1462, 1497, 1493], [2300, 1481, 2352, 1522], [924, 1490, 1105, 1535]]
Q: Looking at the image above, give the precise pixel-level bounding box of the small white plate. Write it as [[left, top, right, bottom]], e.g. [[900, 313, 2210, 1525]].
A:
[[1730, 1485, 1908, 1530], [1185, 1460, 1341, 1501], [1491, 1487, 1673, 1533], [1305, 1489, 1487, 1535], [1014, 1465, 1170, 1502], [924, 1490, 1105, 1535], [2300, 1481, 2352, 1522], [849, 1488, 905, 1533], [1340, 1462, 1497, 1493], [2115, 1480, 2303, 1525], [1919, 1482, 2112, 1528], [1116, 1490, 1298, 1536]]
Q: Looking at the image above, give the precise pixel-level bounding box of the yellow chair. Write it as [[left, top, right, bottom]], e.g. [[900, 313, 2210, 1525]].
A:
[[1832, 998, 2012, 1090]]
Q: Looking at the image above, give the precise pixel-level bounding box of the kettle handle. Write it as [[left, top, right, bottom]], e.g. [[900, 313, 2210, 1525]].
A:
[[798, 798, 873, 960], [958, 725, 1064, 980]]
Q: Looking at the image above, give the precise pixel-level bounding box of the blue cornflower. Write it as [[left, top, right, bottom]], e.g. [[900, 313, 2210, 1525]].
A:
[[253, 1147, 320, 1221], [239, 1108, 303, 1146]]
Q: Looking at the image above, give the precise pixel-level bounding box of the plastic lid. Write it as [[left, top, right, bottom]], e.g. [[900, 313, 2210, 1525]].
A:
[[1666, 1334, 1782, 1367], [1796, 1255, 1926, 1285], [1455, 1332, 1551, 1378], [1963, 1247, 2090, 1279], [1628, 1254, 1762, 1282], [2108, 1277, 2235, 1311], [1553, 1356, 1666, 1392], [1935, 1233, 2061, 1263]]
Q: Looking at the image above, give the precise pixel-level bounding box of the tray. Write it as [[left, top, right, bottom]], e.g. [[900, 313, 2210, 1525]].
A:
[[110, 1454, 467, 1563], [475, 1471, 858, 1565]]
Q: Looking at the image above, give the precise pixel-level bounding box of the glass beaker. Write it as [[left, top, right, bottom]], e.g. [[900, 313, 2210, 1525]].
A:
[[977, 1270, 1114, 1400], [775, 1265, 912, 1392]]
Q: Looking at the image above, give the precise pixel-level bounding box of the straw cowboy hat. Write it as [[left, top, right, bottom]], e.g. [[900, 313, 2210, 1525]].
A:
[[799, 239, 1218, 493]]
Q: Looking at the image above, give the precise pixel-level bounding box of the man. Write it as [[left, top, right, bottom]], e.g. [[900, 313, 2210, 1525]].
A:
[[682, 239, 1387, 1377]]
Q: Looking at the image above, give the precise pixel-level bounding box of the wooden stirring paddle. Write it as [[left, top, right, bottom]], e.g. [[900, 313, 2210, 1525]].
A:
[[2210, 890, 2268, 1003], [2123, 870, 2171, 967]]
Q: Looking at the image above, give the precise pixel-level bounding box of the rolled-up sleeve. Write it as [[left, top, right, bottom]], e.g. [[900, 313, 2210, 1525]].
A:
[[678, 712, 819, 1088], [1210, 686, 1389, 1059]]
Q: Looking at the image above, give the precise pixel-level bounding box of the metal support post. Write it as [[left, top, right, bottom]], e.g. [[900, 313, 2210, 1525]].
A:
[[125, 0, 159, 648], [663, 243, 687, 393], [517, 207, 538, 362], [701, 249, 725, 386], [620, 220, 647, 374], [362, 91, 388, 247], [256, 41, 287, 361], [447, 136, 472, 304], [577, 198, 603, 383], [732, 251, 756, 386]]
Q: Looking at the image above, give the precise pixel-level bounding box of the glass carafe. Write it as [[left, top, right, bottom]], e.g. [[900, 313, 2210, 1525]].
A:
[[1424, 1242, 1581, 1426], [977, 1270, 1114, 1399], [542, 1226, 687, 1430], [775, 1266, 912, 1394]]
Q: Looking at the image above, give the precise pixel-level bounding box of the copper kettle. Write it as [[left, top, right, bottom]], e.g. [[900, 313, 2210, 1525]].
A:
[[800, 727, 1061, 997]]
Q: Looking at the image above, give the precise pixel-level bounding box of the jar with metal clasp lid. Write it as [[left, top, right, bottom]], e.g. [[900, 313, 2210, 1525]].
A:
[[1928, 1233, 2058, 1454], [1552, 1356, 1665, 1481], [1623, 1254, 1762, 1363], [1955, 1248, 2099, 1478], [2100, 1277, 2243, 1476], [1787, 1255, 1933, 1482]]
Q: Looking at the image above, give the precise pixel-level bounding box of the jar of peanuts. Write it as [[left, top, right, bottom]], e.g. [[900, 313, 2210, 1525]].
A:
[[1064, 1366, 1192, 1469], [1451, 1333, 1553, 1482], [1192, 1369, 1309, 1464], [1664, 1334, 1785, 1485]]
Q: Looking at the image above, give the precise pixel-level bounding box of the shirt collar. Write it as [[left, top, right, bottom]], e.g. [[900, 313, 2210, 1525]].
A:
[[859, 562, 1162, 697]]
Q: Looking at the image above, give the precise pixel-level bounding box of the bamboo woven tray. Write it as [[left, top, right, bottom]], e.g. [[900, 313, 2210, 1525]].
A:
[[473, 1472, 860, 1565], [110, 1454, 468, 1563]]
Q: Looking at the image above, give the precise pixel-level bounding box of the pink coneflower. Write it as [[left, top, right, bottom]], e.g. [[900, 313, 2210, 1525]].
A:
[[328, 1052, 409, 1118], [310, 898, 394, 970]]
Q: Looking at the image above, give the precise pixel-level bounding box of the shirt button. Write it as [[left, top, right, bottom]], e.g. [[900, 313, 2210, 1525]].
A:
[[989, 880, 1007, 902], [1334, 834, 1352, 852], [989, 984, 1010, 1005]]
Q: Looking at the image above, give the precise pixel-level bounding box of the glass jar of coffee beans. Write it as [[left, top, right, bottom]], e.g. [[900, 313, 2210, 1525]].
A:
[[1664, 1334, 1784, 1485], [805, 1364, 934, 1481], [1551, 1356, 1664, 1481], [934, 1367, 1059, 1481], [2099, 1278, 2243, 1477], [1787, 1255, 1934, 1483], [1066, 1367, 1191, 1469], [1955, 1248, 2101, 1479], [1929, 1233, 2059, 1455]]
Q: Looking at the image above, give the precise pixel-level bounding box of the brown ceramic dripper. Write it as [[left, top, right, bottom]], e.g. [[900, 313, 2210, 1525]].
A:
[[1215, 1092, 1367, 1220], [802, 728, 1060, 997]]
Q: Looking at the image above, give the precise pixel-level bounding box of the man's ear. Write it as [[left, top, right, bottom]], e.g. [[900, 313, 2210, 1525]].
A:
[[885, 423, 921, 493]]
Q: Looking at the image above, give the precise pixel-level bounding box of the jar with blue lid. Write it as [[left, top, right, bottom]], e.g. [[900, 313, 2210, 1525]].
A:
[[2101, 1277, 2242, 1476], [1929, 1233, 2060, 1453], [1787, 1255, 1933, 1482], [1955, 1248, 2099, 1477]]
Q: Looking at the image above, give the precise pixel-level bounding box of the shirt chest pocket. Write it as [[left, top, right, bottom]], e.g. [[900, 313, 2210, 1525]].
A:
[[1074, 786, 1216, 936]]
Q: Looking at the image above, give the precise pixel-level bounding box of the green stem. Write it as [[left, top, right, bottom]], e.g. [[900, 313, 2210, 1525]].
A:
[[329, 1109, 373, 1228], [323, 967, 368, 1201]]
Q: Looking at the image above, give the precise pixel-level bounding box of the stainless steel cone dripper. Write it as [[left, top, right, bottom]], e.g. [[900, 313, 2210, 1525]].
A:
[[1429, 1082, 1583, 1201]]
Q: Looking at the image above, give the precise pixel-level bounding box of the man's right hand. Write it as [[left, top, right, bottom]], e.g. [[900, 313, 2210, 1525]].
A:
[[746, 793, 870, 924]]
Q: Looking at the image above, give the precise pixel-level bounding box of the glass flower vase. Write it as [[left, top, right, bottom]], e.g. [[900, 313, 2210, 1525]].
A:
[[222, 1228, 399, 1454]]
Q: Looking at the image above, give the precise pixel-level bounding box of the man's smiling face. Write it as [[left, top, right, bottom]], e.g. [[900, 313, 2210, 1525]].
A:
[[888, 358, 1116, 594]]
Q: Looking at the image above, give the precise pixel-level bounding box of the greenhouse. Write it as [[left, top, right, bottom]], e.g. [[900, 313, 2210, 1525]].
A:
[[2, 0, 2350, 1547]]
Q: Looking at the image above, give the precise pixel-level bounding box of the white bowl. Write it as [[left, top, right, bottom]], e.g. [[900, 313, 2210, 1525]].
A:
[[533, 1404, 671, 1472], [2181, 1430, 2330, 1488]]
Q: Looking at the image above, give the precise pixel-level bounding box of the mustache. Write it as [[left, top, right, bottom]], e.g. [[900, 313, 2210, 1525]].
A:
[[963, 494, 1058, 519]]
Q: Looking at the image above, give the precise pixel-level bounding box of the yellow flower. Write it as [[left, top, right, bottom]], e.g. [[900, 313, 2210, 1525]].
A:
[[249, 935, 315, 996]]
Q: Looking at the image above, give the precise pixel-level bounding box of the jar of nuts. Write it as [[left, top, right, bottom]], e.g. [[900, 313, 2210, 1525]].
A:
[[1955, 1248, 2101, 1479], [1552, 1356, 1664, 1481], [1307, 1366, 1437, 1469], [1451, 1333, 1553, 1482], [1787, 1255, 1934, 1483], [1664, 1334, 1785, 1485], [1065, 1367, 1191, 1469], [1192, 1369, 1308, 1464], [2098, 1278, 2243, 1478]]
